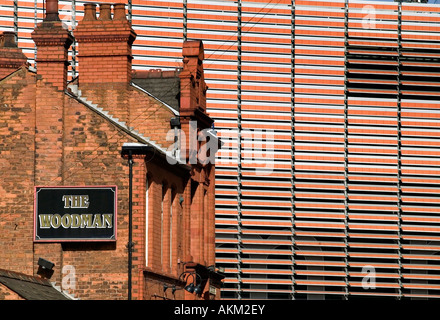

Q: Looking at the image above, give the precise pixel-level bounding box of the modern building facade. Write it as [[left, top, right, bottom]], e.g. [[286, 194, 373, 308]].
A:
[[2, 0, 440, 299]]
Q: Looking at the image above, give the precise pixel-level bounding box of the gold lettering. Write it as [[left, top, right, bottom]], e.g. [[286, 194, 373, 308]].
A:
[[38, 214, 113, 229], [62, 195, 70, 208], [51, 214, 62, 229], [61, 214, 72, 228], [82, 195, 90, 208], [81, 214, 93, 228], [61, 195, 90, 208], [71, 214, 81, 228], [103, 214, 113, 228], [39, 214, 52, 228], [92, 214, 103, 228]]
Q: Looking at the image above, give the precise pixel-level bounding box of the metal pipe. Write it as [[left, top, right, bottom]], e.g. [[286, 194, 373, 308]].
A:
[[128, 149, 133, 300], [120, 143, 153, 300]]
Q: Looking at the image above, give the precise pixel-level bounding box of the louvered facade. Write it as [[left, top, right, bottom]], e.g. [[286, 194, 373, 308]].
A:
[[2, 0, 440, 299]]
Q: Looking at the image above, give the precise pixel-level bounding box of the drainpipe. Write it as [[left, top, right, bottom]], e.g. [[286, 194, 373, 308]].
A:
[[121, 143, 152, 300], [128, 149, 133, 300]]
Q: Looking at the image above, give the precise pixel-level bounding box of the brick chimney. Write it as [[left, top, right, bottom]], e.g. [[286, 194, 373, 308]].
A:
[[179, 40, 212, 164], [31, 0, 74, 91], [179, 40, 208, 115], [0, 31, 28, 79], [74, 3, 137, 86]]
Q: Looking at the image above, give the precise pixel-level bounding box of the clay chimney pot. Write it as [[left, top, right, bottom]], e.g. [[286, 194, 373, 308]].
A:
[[99, 3, 112, 21], [2, 32, 17, 48], [113, 3, 127, 21], [83, 3, 97, 21], [45, 0, 60, 21]]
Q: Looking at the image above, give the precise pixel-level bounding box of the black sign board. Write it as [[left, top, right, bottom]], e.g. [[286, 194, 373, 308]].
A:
[[34, 186, 117, 242]]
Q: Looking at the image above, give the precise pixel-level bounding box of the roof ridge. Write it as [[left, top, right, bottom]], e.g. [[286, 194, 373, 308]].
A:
[[0, 268, 50, 286]]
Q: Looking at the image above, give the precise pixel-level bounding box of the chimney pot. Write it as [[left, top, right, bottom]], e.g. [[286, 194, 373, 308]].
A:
[[83, 3, 97, 21], [99, 3, 112, 21], [113, 3, 127, 21], [1, 32, 17, 48], [0, 31, 28, 79], [45, 0, 60, 21]]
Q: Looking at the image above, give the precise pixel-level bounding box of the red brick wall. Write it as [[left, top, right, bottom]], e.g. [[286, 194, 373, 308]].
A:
[[129, 87, 176, 149], [143, 162, 187, 276], [0, 66, 213, 300], [0, 67, 132, 299], [0, 68, 36, 276], [55, 95, 136, 299]]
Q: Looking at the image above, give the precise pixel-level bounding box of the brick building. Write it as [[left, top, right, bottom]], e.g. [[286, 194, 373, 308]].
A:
[[0, 0, 222, 300]]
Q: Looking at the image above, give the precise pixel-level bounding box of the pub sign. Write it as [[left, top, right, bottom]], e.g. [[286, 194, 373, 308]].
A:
[[34, 186, 117, 242]]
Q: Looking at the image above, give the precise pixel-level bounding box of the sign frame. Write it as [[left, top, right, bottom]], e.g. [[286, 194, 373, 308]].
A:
[[34, 185, 117, 242]]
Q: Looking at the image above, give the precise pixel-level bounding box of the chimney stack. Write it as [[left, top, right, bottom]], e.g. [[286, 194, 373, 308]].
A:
[[31, 0, 73, 90], [179, 40, 212, 164], [74, 3, 137, 86], [179, 40, 208, 115], [0, 31, 28, 79]]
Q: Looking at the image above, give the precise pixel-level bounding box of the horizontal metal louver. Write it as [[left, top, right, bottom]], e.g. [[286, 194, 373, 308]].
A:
[[5, 0, 440, 300]]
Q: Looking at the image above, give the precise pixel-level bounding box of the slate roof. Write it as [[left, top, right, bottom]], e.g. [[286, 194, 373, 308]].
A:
[[0, 269, 71, 300], [132, 69, 181, 113]]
